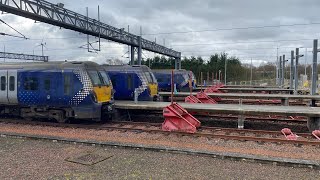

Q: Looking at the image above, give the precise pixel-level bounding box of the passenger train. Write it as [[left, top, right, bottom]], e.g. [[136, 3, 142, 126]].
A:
[[152, 69, 196, 92], [103, 65, 159, 101], [0, 61, 114, 122]]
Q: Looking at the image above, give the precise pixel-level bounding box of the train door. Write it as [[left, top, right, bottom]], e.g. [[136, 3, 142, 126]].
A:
[[0, 70, 8, 104], [0, 70, 18, 104], [43, 75, 53, 105], [127, 73, 134, 91], [63, 73, 73, 104], [7, 70, 18, 104]]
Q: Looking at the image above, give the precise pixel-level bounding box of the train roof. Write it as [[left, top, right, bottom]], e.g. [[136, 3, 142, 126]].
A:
[[102, 65, 152, 72], [0, 61, 101, 70]]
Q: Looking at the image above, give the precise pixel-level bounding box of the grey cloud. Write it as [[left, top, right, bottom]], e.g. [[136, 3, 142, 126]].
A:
[[1, 0, 320, 65]]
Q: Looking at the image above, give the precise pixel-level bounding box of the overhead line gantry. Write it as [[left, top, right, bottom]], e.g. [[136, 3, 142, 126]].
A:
[[0, 0, 182, 68], [0, 51, 48, 61]]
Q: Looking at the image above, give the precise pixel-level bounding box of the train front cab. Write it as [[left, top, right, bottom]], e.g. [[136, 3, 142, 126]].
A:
[[144, 69, 159, 101], [49, 63, 115, 122], [105, 65, 158, 101], [85, 68, 114, 121]]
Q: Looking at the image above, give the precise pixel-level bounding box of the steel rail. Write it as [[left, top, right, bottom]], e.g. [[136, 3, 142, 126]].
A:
[[0, 119, 318, 146]]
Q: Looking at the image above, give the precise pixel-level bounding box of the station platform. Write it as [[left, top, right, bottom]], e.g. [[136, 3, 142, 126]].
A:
[[197, 85, 279, 88], [159, 92, 320, 106], [194, 87, 294, 94], [115, 101, 320, 118]]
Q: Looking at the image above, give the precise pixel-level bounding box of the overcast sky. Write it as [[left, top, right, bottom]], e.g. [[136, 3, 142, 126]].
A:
[[1, 0, 320, 65]]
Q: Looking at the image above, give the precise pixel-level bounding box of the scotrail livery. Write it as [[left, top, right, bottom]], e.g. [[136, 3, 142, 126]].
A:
[[0, 61, 113, 122], [103, 65, 158, 101]]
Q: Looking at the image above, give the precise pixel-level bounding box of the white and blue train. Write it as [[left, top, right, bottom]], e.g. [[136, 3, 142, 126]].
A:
[[0, 61, 114, 122]]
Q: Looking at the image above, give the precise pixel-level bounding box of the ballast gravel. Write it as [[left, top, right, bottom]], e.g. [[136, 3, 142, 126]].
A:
[[0, 122, 319, 162], [0, 137, 319, 180]]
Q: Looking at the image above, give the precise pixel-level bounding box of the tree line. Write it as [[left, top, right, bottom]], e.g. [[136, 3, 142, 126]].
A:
[[135, 53, 277, 83]]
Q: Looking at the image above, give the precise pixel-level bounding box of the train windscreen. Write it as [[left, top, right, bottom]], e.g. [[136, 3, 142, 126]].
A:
[[144, 71, 156, 83], [88, 71, 104, 86], [99, 71, 111, 86]]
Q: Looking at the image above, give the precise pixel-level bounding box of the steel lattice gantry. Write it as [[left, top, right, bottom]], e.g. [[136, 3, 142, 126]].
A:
[[0, 51, 48, 61], [0, 0, 182, 68]]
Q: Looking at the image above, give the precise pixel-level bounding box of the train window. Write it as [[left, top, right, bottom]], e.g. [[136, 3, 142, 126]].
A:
[[1, 76, 5, 91], [88, 71, 102, 86], [144, 72, 153, 83], [9, 76, 15, 91], [24, 77, 38, 91], [127, 74, 133, 89], [64, 75, 71, 95], [150, 72, 157, 83], [44, 78, 50, 91], [99, 71, 110, 86]]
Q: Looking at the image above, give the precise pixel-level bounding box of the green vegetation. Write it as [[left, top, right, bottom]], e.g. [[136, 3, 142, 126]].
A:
[[136, 53, 277, 83]]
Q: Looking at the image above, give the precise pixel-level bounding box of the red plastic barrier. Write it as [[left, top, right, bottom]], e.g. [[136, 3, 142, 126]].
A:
[[162, 102, 201, 133], [312, 130, 320, 140], [185, 95, 202, 104], [196, 91, 217, 104], [281, 128, 298, 140]]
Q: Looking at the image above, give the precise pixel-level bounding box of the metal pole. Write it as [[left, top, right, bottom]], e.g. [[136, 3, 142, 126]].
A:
[[98, 5, 101, 51], [279, 56, 282, 87], [305, 48, 307, 76], [179, 54, 182, 70], [128, 25, 130, 63], [130, 46, 135, 65], [189, 71, 193, 96], [311, 39, 318, 95], [86, 7, 89, 52], [295, 48, 299, 95], [276, 46, 279, 85], [175, 58, 178, 70], [224, 58, 227, 84], [290, 50, 294, 89], [137, 36, 142, 65], [201, 72, 203, 86], [3, 45, 5, 62], [171, 70, 174, 105], [250, 58, 253, 85], [140, 26, 142, 36], [282, 55, 285, 87]]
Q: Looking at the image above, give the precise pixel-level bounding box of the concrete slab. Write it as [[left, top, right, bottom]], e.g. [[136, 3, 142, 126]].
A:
[[115, 101, 320, 117], [159, 92, 320, 101]]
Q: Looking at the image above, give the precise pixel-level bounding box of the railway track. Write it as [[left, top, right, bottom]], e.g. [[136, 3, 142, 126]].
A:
[[126, 108, 308, 123], [0, 118, 318, 146]]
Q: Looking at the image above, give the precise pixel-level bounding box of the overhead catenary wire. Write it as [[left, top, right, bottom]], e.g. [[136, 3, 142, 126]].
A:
[[179, 46, 310, 53], [0, 32, 27, 39], [0, 19, 28, 39], [142, 22, 320, 36], [170, 38, 318, 47]]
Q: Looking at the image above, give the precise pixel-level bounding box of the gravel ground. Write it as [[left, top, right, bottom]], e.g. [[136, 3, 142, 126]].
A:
[[0, 123, 319, 162], [0, 137, 319, 180]]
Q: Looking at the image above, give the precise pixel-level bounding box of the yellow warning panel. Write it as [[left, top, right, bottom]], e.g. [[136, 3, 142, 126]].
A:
[[93, 86, 112, 103], [148, 83, 158, 97]]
